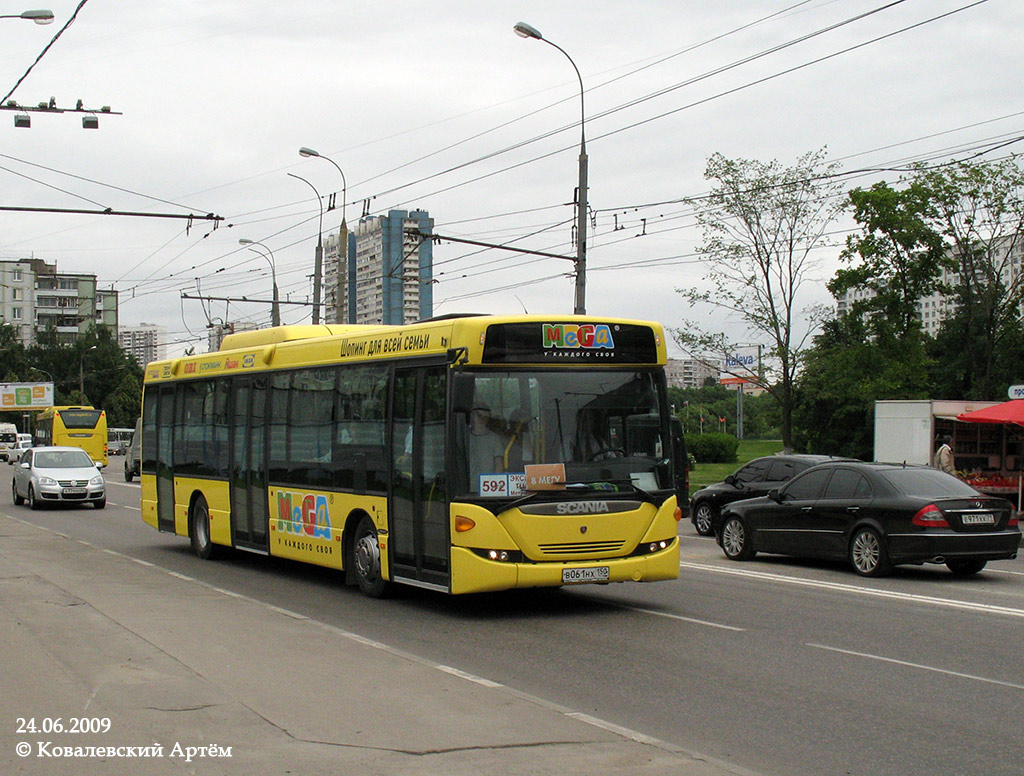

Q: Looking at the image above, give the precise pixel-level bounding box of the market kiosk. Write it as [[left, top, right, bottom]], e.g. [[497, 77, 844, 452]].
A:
[[955, 399, 1024, 510]]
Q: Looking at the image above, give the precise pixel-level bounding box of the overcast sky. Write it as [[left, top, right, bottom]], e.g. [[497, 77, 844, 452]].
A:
[[1, 0, 1019, 357]]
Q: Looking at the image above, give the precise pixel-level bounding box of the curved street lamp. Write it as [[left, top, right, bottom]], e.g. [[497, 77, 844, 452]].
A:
[[0, 10, 54, 24], [238, 238, 280, 326], [298, 147, 347, 227], [288, 172, 324, 324], [514, 21, 588, 315]]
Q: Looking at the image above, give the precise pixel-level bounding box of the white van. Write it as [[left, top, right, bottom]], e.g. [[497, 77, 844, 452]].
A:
[[0, 423, 18, 463]]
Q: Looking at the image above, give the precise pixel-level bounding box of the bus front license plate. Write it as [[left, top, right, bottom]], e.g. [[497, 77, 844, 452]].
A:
[[562, 566, 609, 584]]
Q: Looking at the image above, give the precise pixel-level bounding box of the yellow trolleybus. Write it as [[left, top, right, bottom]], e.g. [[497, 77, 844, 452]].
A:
[[140, 315, 686, 597], [34, 405, 108, 467]]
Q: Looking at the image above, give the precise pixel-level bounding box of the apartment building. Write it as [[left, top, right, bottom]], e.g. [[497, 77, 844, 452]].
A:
[[118, 322, 167, 366], [0, 258, 117, 346], [325, 209, 433, 325]]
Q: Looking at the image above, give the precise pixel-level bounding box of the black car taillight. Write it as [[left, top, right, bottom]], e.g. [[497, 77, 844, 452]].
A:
[[912, 503, 949, 528]]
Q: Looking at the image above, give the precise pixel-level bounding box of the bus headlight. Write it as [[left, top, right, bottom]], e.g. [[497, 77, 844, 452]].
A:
[[629, 537, 676, 557], [471, 548, 523, 563]]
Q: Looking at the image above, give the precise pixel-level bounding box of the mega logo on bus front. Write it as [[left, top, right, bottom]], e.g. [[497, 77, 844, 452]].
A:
[[276, 491, 332, 539], [542, 324, 615, 350]]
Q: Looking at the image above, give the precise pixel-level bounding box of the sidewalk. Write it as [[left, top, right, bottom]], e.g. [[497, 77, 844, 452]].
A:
[[0, 513, 753, 776]]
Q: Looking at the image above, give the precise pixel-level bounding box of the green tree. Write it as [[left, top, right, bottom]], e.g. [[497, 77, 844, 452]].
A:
[[832, 179, 946, 340], [794, 315, 932, 459], [0, 322, 29, 381], [104, 372, 142, 428], [675, 149, 844, 451], [917, 157, 1024, 398]]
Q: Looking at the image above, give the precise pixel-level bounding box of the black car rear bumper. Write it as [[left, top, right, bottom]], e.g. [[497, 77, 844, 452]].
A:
[[888, 530, 1021, 563]]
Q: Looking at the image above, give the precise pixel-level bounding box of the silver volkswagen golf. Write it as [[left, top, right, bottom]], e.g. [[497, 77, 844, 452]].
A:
[[11, 446, 106, 510]]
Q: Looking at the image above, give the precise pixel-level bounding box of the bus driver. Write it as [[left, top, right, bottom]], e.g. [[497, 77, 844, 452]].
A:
[[467, 403, 505, 487]]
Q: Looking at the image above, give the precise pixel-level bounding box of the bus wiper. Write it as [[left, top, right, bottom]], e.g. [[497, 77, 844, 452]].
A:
[[628, 482, 659, 504]]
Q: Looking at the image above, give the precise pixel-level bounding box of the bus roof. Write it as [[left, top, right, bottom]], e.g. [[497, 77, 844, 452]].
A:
[[144, 315, 667, 384]]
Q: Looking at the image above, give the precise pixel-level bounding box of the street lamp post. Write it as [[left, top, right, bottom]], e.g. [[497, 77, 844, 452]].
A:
[[514, 21, 588, 315], [238, 239, 280, 326], [288, 172, 324, 325], [299, 147, 347, 324], [0, 10, 54, 24], [79, 345, 96, 398], [298, 147, 346, 226]]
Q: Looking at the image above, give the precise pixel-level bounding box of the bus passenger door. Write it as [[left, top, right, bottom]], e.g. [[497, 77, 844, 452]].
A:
[[390, 365, 450, 590], [230, 376, 270, 552], [156, 385, 176, 533]]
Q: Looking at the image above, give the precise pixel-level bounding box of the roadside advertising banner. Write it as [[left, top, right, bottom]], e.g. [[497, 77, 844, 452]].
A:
[[0, 382, 54, 410]]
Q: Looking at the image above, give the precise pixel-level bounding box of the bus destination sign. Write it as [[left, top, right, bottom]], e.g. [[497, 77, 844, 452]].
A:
[[482, 322, 659, 364]]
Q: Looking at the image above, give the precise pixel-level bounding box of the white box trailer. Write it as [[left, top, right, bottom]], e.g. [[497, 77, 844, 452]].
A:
[[874, 400, 999, 466]]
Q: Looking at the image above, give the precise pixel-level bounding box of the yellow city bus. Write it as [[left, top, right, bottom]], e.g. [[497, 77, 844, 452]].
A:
[[140, 315, 686, 597], [34, 405, 109, 467]]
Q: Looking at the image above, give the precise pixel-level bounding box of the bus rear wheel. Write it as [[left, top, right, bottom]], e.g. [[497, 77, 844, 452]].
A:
[[189, 495, 218, 560], [351, 516, 391, 598]]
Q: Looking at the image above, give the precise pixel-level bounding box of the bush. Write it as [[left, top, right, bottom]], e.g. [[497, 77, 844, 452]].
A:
[[686, 433, 739, 464]]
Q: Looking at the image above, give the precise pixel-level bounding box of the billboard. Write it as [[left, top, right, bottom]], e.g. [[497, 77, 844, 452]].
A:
[[723, 346, 761, 379], [0, 382, 54, 410]]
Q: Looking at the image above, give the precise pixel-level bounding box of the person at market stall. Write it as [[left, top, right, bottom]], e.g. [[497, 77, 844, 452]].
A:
[[934, 435, 955, 475]]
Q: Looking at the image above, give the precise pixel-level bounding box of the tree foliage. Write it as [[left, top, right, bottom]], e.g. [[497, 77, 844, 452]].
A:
[[832, 179, 946, 340], [916, 158, 1024, 398], [674, 149, 845, 450], [794, 316, 932, 460]]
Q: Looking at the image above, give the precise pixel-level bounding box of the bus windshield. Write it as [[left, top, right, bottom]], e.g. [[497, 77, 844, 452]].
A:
[[59, 409, 103, 429], [454, 369, 669, 497]]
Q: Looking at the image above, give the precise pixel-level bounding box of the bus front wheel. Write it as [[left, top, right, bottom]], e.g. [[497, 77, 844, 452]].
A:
[[351, 516, 391, 598], [189, 495, 218, 560]]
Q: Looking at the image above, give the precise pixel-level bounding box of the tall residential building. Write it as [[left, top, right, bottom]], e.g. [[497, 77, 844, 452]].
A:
[[0, 258, 117, 346], [325, 209, 433, 325], [119, 322, 167, 366]]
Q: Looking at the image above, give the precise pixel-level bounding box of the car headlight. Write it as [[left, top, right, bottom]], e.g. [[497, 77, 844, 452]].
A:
[[38, 476, 57, 486], [90, 475, 104, 486]]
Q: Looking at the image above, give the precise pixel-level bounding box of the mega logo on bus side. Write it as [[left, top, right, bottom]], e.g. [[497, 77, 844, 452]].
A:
[[276, 491, 332, 539], [542, 324, 615, 350]]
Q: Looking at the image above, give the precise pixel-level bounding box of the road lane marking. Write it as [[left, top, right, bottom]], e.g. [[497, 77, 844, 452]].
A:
[[989, 568, 1024, 577], [618, 603, 745, 631], [807, 643, 1024, 691], [680, 561, 1024, 619]]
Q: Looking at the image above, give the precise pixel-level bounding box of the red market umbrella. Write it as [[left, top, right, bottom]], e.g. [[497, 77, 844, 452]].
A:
[[956, 399, 1024, 428]]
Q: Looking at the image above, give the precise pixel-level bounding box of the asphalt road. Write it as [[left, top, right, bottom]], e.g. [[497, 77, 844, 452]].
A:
[[5, 472, 1022, 776]]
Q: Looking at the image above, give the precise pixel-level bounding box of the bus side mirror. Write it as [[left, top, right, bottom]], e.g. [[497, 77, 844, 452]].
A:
[[452, 373, 474, 415]]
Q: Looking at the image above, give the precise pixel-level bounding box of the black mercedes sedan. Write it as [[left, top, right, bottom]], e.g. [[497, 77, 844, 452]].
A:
[[689, 454, 850, 536], [715, 461, 1021, 577]]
